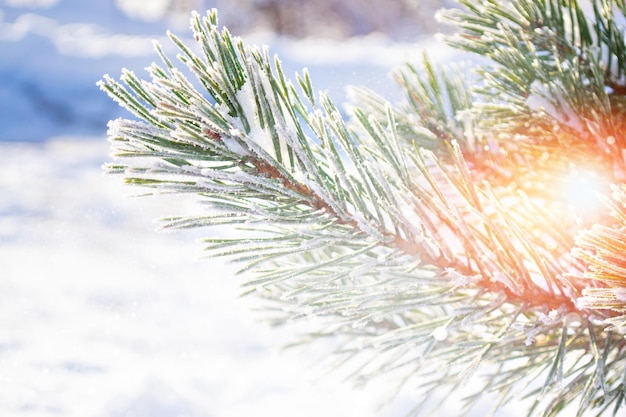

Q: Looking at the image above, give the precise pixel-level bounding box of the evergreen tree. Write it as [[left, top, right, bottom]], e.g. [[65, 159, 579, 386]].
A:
[[99, 1, 626, 415]]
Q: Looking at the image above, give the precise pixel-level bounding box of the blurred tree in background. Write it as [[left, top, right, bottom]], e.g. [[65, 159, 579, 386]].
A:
[[126, 0, 452, 38], [217, 0, 453, 39]]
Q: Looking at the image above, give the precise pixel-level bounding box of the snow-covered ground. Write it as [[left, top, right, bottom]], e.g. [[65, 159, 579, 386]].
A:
[[0, 1, 518, 416], [0, 138, 395, 417]]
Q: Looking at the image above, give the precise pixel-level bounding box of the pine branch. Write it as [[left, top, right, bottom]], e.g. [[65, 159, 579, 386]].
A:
[[101, 3, 626, 416], [574, 185, 626, 320]]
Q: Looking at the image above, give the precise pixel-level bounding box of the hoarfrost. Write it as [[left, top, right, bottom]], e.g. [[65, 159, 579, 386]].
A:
[[526, 79, 583, 132], [306, 179, 348, 219], [107, 118, 168, 139], [491, 270, 516, 291], [224, 129, 251, 156], [352, 211, 386, 242], [235, 79, 268, 142], [525, 326, 541, 346], [525, 309, 567, 346], [538, 309, 562, 325], [444, 267, 479, 286]]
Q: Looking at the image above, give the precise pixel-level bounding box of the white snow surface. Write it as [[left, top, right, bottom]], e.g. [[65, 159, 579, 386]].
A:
[[0, 138, 390, 416], [0, 1, 521, 416]]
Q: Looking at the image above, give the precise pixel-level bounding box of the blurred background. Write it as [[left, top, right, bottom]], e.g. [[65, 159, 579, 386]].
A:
[[1, 2, 510, 417], [0, 0, 453, 142]]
